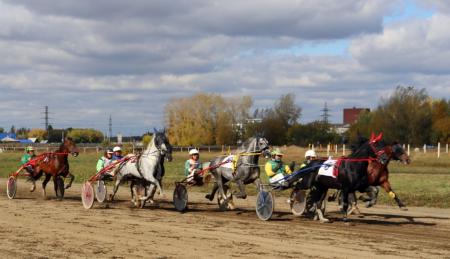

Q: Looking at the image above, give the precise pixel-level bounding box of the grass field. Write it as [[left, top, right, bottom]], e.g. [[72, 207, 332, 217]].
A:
[[1, 147, 449, 208]]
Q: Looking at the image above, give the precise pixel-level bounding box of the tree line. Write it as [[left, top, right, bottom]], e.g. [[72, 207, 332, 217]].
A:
[[348, 86, 450, 145], [1, 126, 104, 143], [165, 92, 341, 146]]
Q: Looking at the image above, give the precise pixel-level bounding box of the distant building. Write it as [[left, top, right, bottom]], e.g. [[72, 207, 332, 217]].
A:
[[343, 107, 370, 125]]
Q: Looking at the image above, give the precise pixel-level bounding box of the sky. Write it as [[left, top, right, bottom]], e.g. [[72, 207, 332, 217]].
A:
[[0, 0, 449, 136]]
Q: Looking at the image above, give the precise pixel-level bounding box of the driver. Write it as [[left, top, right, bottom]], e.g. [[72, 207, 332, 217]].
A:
[[300, 149, 317, 168], [265, 148, 292, 186], [185, 149, 203, 184], [112, 146, 123, 161], [96, 148, 114, 173], [21, 146, 36, 176]]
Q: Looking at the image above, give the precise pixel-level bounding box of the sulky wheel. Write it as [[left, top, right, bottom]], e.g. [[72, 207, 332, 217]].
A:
[[55, 176, 65, 200], [95, 180, 107, 203], [256, 189, 274, 221], [217, 185, 234, 211], [81, 181, 95, 209], [6, 176, 17, 199], [173, 183, 188, 212], [290, 189, 306, 216]]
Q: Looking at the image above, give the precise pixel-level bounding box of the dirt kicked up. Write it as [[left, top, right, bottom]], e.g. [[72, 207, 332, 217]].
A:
[[0, 179, 449, 259]]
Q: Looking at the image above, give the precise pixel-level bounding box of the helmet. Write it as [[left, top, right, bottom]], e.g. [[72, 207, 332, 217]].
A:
[[25, 146, 34, 152], [271, 148, 284, 156], [305, 150, 317, 158], [189, 148, 199, 155], [106, 148, 114, 154], [113, 146, 122, 152]]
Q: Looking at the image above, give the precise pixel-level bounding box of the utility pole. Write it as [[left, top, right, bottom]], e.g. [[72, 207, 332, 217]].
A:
[[108, 115, 112, 142], [321, 102, 330, 124]]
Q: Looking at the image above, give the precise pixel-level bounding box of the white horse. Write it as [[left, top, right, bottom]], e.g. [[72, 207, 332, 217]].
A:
[[109, 130, 172, 206]]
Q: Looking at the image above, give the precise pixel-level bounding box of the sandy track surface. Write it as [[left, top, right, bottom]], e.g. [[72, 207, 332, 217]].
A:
[[0, 179, 449, 259]]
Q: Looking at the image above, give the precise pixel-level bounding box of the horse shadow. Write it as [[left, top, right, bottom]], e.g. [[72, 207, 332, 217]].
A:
[[325, 211, 442, 226]]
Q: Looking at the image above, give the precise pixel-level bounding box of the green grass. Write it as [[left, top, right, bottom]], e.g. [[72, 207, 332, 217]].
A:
[[1, 148, 449, 208]]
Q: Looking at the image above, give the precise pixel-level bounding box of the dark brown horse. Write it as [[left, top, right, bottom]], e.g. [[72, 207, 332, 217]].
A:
[[30, 137, 79, 199]]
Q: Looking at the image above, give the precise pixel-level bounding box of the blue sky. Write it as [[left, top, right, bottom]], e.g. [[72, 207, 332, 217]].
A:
[[0, 0, 449, 136]]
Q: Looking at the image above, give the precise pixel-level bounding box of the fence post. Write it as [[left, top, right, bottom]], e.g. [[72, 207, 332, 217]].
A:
[[342, 144, 346, 156], [208, 146, 211, 152], [326, 144, 330, 157], [423, 144, 426, 154], [312, 144, 314, 150], [446, 143, 448, 154], [335, 144, 338, 155], [438, 142, 441, 158], [407, 144, 410, 156]]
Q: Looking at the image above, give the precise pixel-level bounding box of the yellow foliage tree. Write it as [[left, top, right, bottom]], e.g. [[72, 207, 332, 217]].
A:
[[27, 128, 47, 140]]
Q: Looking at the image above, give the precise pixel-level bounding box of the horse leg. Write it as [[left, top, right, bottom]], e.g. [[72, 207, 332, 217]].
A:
[[205, 182, 218, 201], [42, 174, 51, 199], [109, 177, 122, 202], [234, 179, 247, 199], [381, 181, 406, 210], [64, 172, 75, 189], [315, 190, 330, 223], [341, 189, 350, 221]]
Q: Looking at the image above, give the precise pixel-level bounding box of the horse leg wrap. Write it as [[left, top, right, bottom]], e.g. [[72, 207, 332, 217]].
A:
[[388, 191, 396, 199]]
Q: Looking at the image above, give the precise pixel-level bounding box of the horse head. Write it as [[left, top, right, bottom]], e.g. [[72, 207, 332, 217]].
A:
[[154, 129, 173, 162], [255, 136, 271, 158], [390, 142, 411, 165], [63, 137, 79, 157]]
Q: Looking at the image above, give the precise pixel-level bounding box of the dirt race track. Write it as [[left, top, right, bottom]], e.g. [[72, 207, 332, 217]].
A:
[[0, 179, 449, 259]]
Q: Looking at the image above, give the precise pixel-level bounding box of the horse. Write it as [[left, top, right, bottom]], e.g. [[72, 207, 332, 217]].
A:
[[306, 133, 392, 222], [30, 137, 79, 199], [330, 141, 411, 214], [109, 129, 172, 207], [205, 137, 270, 207]]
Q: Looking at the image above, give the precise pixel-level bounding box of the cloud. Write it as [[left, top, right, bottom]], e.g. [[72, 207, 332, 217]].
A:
[[0, 0, 448, 135]]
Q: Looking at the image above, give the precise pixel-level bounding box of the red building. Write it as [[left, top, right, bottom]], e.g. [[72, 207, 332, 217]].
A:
[[343, 107, 370, 125]]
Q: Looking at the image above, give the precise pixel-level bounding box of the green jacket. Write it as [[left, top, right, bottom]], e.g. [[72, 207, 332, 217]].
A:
[[21, 154, 34, 165], [265, 159, 292, 178], [184, 159, 202, 176], [96, 157, 111, 173]]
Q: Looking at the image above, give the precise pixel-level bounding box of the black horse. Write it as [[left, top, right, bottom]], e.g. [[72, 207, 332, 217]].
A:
[[306, 133, 389, 222]]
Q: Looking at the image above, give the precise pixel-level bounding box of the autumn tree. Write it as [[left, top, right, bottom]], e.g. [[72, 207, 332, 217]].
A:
[[28, 128, 47, 140], [165, 93, 253, 146]]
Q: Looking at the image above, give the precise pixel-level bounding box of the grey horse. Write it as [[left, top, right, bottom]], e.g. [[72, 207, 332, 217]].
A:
[[205, 137, 270, 206], [109, 130, 172, 206]]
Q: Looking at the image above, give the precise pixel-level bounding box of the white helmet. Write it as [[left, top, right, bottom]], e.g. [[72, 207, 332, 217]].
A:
[[189, 148, 199, 155], [305, 150, 317, 158], [113, 146, 122, 152]]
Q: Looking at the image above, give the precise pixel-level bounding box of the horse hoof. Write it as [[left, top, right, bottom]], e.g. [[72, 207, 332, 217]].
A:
[[65, 185, 72, 190], [320, 218, 330, 223], [30, 186, 36, 192], [205, 194, 214, 201]]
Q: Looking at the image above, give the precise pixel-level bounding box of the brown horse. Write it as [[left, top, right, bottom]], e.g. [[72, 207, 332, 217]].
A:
[[30, 137, 79, 199], [365, 142, 410, 209]]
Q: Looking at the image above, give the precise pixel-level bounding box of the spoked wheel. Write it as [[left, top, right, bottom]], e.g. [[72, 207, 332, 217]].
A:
[[256, 189, 274, 221], [55, 176, 65, 200], [173, 183, 188, 212], [290, 189, 306, 216], [81, 181, 95, 209], [217, 185, 234, 211], [95, 180, 107, 203], [6, 176, 17, 199]]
